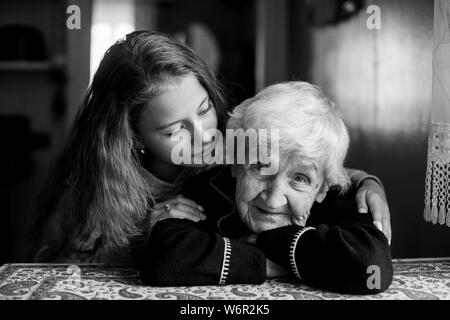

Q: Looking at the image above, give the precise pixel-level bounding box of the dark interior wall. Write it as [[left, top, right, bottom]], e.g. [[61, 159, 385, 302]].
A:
[[0, 0, 91, 262], [0, 0, 69, 262], [289, 0, 450, 258], [156, 0, 256, 106]]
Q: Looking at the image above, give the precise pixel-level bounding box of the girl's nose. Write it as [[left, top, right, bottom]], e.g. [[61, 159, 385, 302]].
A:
[[202, 129, 214, 147], [191, 120, 213, 146]]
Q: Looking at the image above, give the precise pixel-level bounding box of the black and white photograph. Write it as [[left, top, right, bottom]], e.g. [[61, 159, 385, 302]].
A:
[[0, 0, 450, 309]]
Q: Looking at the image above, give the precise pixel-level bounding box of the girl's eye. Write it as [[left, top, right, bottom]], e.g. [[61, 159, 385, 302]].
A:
[[163, 125, 183, 136], [199, 100, 214, 116]]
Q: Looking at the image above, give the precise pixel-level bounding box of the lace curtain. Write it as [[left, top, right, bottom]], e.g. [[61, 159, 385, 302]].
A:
[[424, 0, 450, 226]]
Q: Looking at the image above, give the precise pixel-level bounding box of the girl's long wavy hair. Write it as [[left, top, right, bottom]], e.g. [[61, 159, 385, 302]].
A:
[[29, 31, 227, 261]]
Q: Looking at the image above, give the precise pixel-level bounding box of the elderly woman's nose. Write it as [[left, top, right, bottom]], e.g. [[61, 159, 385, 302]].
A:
[[261, 181, 288, 209]]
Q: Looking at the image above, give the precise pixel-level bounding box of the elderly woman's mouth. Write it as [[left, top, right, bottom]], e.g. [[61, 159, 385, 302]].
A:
[[254, 206, 288, 216]]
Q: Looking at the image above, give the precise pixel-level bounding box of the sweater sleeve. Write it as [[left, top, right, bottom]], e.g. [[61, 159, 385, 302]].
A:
[[139, 218, 267, 286], [256, 192, 393, 295], [346, 168, 385, 190]]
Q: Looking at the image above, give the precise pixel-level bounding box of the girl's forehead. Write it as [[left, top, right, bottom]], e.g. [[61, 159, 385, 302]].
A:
[[154, 74, 205, 103], [141, 74, 208, 127]]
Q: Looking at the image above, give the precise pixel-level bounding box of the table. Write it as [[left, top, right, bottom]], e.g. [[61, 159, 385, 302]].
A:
[[1, 259, 449, 300]]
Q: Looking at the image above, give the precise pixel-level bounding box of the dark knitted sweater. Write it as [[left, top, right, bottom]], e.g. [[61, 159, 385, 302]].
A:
[[139, 166, 393, 294]]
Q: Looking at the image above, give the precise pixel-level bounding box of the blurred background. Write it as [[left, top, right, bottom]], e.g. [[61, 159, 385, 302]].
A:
[[0, 0, 449, 264]]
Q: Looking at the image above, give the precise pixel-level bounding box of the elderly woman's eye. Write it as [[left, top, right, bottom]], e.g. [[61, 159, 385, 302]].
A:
[[248, 162, 271, 176], [249, 162, 269, 171], [292, 174, 310, 185]]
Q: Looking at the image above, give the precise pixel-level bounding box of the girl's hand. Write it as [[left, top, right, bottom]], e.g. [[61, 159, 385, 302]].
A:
[[355, 179, 392, 245], [149, 194, 207, 230], [266, 259, 290, 278]]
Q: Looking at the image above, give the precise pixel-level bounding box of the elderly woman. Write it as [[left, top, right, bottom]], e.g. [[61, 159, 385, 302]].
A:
[[140, 82, 392, 294]]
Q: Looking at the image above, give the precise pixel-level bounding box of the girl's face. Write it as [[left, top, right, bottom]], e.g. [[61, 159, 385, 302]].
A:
[[136, 74, 218, 170]]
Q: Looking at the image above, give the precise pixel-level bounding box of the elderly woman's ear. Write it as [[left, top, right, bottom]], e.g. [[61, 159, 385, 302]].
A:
[[315, 183, 329, 203]]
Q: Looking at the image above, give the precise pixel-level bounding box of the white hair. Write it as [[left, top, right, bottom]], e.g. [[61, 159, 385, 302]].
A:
[[227, 81, 350, 191]]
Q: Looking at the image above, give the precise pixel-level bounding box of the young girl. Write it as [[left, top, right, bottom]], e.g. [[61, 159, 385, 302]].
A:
[[29, 31, 390, 264]]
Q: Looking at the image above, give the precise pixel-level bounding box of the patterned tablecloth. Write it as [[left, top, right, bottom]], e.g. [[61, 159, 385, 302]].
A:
[[0, 259, 449, 300]]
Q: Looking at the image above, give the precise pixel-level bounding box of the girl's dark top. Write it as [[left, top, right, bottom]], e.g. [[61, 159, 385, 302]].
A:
[[138, 166, 393, 295]]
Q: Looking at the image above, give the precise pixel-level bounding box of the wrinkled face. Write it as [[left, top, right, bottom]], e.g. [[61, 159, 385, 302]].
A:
[[136, 73, 218, 167], [234, 153, 327, 233]]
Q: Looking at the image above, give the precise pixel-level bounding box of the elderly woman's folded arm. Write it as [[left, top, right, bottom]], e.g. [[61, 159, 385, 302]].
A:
[[256, 190, 393, 295], [139, 218, 267, 286]]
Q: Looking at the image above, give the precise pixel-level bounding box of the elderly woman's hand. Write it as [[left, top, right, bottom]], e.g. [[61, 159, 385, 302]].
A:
[[149, 194, 207, 230], [239, 235, 290, 278], [355, 179, 391, 245]]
